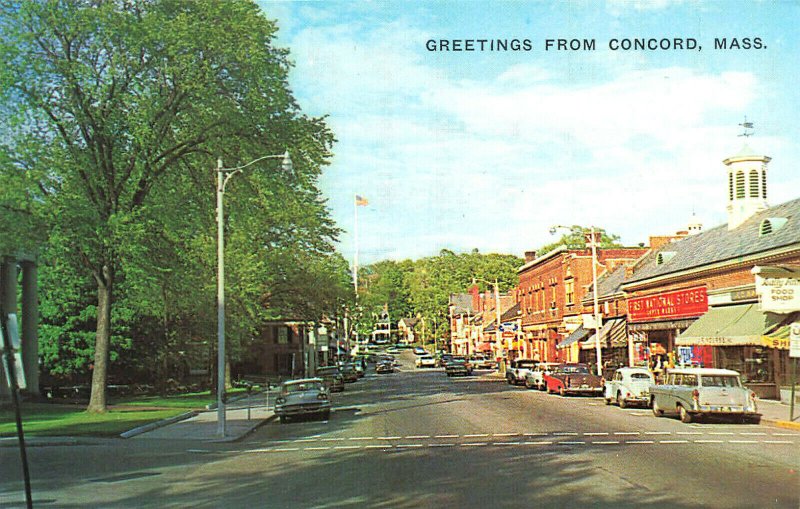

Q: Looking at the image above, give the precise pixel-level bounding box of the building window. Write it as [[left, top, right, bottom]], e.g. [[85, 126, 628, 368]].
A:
[[749, 170, 759, 197], [762, 169, 767, 199], [565, 279, 574, 305], [278, 327, 288, 344], [735, 171, 745, 198]]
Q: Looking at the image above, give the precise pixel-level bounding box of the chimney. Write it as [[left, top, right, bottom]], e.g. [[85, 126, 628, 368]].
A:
[[524, 251, 537, 263]]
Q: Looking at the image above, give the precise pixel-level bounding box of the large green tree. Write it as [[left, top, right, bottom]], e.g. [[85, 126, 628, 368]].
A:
[[0, 0, 337, 410]]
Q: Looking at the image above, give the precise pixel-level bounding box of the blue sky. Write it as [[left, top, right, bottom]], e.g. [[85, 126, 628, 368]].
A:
[[257, 0, 800, 265]]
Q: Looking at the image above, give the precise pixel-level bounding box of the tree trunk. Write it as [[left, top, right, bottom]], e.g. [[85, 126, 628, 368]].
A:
[[87, 264, 113, 413]]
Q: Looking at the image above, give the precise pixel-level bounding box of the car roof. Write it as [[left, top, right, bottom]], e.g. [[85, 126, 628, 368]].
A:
[[615, 367, 652, 374], [666, 368, 741, 376]]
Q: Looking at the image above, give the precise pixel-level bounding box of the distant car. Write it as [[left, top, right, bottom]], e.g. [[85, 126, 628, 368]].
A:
[[387, 347, 401, 354], [376, 361, 395, 374], [436, 353, 454, 368], [524, 362, 560, 390], [416, 355, 435, 368], [316, 366, 345, 393], [469, 355, 495, 369], [444, 356, 473, 377], [604, 367, 654, 408], [506, 359, 538, 385], [274, 378, 331, 423], [414, 347, 428, 355], [543, 363, 603, 396], [339, 364, 359, 382], [650, 368, 760, 424]]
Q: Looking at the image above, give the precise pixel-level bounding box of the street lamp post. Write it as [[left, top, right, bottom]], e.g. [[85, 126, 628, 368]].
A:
[[216, 151, 292, 438], [549, 225, 603, 376]]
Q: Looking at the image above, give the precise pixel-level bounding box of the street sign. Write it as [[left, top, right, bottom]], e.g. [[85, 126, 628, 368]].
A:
[[499, 322, 518, 332], [790, 322, 800, 359]]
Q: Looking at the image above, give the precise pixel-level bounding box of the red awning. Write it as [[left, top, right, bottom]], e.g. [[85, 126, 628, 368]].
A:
[[478, 342, 493, 352]]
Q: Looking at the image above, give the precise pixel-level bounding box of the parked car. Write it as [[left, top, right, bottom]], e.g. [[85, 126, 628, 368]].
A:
[[413, 347, 428, 355], [386, 347, 401, 354], [316, 366, 345, 393], [339, 363, 359, 382], [469, 355, 496, 369], [435, 353, 454, 368], [603, 367, 654, 408], [415, 354, 436, 368], [444, 356, 473, 377], [650, 367, 760, 424], [524, 362, 560, 390], [376, 360, 395, 374], [506, 359, 538, 385], [274, 378, 331, 423], [543, 363, 603, 396]]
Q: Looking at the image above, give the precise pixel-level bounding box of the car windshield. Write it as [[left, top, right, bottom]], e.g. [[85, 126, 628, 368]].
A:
[[701, 375, 741, 388], [517, 361, 536, 368], [561, 365, 589, 374], [630, 373, 651, 380], [450, 357, 466, 363], [283, 382, 322, 393]]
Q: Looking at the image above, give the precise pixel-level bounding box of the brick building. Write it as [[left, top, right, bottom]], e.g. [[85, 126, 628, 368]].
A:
[[517, 246, 648, 363]]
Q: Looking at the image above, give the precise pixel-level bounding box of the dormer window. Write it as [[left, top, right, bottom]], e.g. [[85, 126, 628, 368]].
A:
[[759, 217, 788, 236], [656, 251, 676, 265]]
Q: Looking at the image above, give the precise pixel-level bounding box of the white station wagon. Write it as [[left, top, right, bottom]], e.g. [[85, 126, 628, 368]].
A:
[[649, 368, 760, 424], [604, 367, 655, 408]]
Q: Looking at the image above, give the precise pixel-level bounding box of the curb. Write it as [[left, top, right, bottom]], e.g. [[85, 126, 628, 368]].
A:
[[204, 389, 269, 411], [762, 418, 800, 431], [119, 410, 198, 439]]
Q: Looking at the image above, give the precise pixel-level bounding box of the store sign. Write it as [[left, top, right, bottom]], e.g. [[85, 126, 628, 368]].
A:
[[628, 287, 708, 323], [790, 322, 800, 359], [754, 274, 800, 313], [499, 322, 518, 332]]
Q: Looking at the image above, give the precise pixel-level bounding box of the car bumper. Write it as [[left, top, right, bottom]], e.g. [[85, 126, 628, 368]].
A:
[[693, 406, 761, 416], [275, 403, 331, 416], [565, 387, 603, 394], [446, 369, 472, 375]]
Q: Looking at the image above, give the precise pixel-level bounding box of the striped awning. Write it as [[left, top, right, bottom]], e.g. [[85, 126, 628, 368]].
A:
[[581, 318, 627, 350], [558, 325, 590, 350]]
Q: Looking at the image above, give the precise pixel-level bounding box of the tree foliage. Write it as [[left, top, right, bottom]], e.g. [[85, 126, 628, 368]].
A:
[[0, 0, 350, 406], [536, 225, 623, 257]]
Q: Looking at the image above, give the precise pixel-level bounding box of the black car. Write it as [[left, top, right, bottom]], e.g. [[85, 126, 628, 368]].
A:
[[376, 360, 395, 374]]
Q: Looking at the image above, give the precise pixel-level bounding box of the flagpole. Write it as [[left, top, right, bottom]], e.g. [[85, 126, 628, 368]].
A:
[[353, 194, 359, 297]]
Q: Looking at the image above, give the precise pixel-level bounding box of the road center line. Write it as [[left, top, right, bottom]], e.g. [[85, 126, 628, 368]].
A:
[[320, 438, 346, 442], [435, 435, 459, 438], [763, 440, 794, 444], [493, 441, 522, 446], [740, 432, 767, 436], [728, 440, 759, 444], [464, 434, 489, 438], [614, 432, 639, 435], [694, 440, 723, 443], [626, 440, 654, 444], [659, 440, 688, 444], [708, 432, 735, 435], [294, 439, 318, 442], [560, 441, 586, 445], [305, 447, 331, 451], [523, 432, 549, 436], [272, 448, 299, 452], [644, 431, 671, 435], [554, 432, 579, 436], [405, 435, 430, 439], [365, 445, 390, 449], [676, 432, 702, 435], [429, 443, 455, 447], [493, 433, 519, 437], [348, 437, 373, 441], [593, 441, 620, 445], [396, 444, 424, 448], [334, 445, 361, 450], [462, 442, 487, 446], [584, 432, 609, 436], [377, 437, 401, 440], [772, 433, 798, 437]]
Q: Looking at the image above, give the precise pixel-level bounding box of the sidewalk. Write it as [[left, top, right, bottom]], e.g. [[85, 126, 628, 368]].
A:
[[756, 398, 800, 430], [128, 391, 275, 442]]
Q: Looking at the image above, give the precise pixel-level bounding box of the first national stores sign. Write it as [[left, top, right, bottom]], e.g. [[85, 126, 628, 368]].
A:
[[628, 286, 708, 323]]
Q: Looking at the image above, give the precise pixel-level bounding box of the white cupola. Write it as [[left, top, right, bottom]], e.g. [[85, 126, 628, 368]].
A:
[[723, 144, 770, 230]]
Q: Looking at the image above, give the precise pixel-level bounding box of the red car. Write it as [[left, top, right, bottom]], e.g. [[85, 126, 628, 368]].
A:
[[543, 363, 603, 396]]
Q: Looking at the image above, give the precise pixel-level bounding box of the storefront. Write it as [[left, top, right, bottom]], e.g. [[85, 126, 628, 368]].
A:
[[677, 302, 799, 399], [626, 286, 709, 376], [581, 317, 628, 373]]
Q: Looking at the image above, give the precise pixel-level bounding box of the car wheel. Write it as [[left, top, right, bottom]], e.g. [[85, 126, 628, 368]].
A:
[[525, 380, 533, 389], [604, 395, 612, 405], [617, 393, 627, 409], [652, 399, 664, 417], [279, 415, 288, 424], [546, 384, 553, 394], [538, 383, 545, 391], [679, 406, 693, 423], [559, 386, 567, 397], [321, 410, 331, 421]]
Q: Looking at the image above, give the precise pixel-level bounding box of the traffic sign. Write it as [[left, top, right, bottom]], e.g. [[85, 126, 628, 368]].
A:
[[790, 322, 800, 359], [499, 322, 518, 332]]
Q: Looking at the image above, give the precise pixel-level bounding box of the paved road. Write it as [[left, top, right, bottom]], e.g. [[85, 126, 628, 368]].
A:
[[2, 352, 799, 508]]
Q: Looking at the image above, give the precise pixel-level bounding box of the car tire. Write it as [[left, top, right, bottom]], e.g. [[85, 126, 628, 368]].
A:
[[559, 386, 567, 397], [652, 399, 664, 417], [546, 384, 553, 394], [321, 410, 331, 421], [279, 415, 288, 424], [617, 393, 627, 409], [538, 383, 545, 391], [604, 396, 612, 405], [525, 380, 533, 389], [679, 406, 693, 423]]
